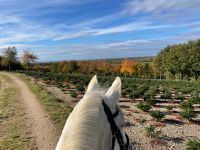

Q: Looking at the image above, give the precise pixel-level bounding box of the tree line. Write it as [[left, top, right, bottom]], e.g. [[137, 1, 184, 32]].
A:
[[0, 47, 38, 71], [154, 39, 200, 81], [0, 46, 155, 78], [1, 38, 200, 81], [31, 59, 155, 78]]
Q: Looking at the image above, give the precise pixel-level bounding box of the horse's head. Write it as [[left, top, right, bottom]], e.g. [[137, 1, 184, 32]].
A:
[[85, 75, 132, 150], [56, 75, 132, 150]]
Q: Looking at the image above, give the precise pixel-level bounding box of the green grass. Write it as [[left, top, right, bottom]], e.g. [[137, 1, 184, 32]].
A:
[[0, 76, 35, 150], [16, 73, 72, 132]]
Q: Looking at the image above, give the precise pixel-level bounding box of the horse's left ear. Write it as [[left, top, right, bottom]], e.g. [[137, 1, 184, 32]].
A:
[[105, 77, 121, 104], [86, 75, 99, 93]]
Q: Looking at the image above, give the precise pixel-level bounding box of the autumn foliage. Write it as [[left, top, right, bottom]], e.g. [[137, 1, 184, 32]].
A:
[[30, 58, 155, 78], [21, 50, 38, 71], [120, 59, 137, 75], [0, 47, 155, 78]]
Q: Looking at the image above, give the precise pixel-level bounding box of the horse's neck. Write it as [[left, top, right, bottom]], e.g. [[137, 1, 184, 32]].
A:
[[56, 98, 113, 150]]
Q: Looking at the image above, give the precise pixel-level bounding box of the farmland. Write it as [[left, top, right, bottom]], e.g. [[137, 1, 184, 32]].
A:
[[18, 71, 200, 149]]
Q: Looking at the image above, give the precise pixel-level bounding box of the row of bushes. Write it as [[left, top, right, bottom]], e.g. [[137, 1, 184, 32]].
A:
[[17, 71, 200, 104]]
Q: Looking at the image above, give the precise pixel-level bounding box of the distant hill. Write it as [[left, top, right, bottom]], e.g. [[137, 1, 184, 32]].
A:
[[100, 56, 154, 64], [39, 56, 154, 64]]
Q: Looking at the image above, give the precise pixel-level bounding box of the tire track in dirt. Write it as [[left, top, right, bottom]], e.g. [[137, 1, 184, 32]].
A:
[[0, 72, 58, 150]]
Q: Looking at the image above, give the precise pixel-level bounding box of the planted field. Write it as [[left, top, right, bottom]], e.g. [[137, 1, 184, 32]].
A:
[[19, 71, 200, 149]]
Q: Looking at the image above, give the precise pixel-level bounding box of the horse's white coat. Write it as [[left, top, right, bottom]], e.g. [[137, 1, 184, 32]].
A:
[[56, 76, 127, 150]]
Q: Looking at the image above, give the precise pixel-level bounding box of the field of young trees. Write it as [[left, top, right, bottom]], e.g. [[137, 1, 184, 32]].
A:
[[19, 70, 200, 149]]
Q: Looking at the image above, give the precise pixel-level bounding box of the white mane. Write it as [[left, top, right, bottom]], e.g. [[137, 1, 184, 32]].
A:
[[56, 76, 124, 150]]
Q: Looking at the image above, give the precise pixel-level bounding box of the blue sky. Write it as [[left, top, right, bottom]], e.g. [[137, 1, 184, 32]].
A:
[[1, 0, 200, 61]]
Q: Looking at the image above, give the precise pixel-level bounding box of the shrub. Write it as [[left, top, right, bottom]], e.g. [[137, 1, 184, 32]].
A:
[[186, 139, 200, 150], [176, 93, 185, 102], [144, 90, 156, 99], [181, 87, 194, 94], [160, 91, 172, 99], [180, 109, 197, 121], [190, 94, 200, 104], [70, 91, 78, 98], [145, 125, 161, 138], [125, 88, 132, 95], [129, 91, 140, 99], [180, 101, 193, 110], [137, 86, 149, 96], [121, 90, 127, 97], [166, 106, 173, 112], [76, 84, 85, 92], [136, 102, 151, 112], [150, 111, 166, 121], [159, 86, 167, 92], [145, 98, 157, 106]]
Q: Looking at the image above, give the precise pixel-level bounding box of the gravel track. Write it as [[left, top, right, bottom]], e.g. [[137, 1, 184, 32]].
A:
[[0, 72, 58, 150]]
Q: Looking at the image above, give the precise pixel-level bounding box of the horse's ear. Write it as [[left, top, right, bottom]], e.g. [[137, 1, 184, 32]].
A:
[[105, 77, 121, 104], [86, 75, 99, 93]]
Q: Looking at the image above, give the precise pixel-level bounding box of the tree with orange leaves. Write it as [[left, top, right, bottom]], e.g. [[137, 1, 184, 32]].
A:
[[120, 59, 135, 75], [21, 50, 38, 71]]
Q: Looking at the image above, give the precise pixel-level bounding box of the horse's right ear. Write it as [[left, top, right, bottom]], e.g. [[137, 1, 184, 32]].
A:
[[86, 75, 99, 93], [105, 77, 121, 104]]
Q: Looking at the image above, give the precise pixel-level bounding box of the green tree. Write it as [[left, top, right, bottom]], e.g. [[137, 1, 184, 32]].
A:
[[154, 39, 200, 80], [68, 61, 79, 73], [141, 63, 153, 78], [50, 63, 59, 73], [188, 39, 200, 80], [1, 47, 18, 71]]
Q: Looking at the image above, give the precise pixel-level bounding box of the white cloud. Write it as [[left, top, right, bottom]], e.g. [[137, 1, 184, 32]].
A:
[[53, 22, 173, 40], [121, 0, 200, 16], [95, 23, 172, 35], [72, 13, 120, 28], [53, 30, 96, 41], [103, 39, 151, 48]]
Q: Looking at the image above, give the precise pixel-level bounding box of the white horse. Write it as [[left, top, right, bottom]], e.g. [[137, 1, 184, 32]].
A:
[[56, 75, 132, 150]]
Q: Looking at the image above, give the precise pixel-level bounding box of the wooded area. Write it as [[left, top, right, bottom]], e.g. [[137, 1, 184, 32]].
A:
[[154, 39, 200, 80]]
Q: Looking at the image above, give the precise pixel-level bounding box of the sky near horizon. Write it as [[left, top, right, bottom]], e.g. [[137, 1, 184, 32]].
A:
[[0, 0, 200, 61]]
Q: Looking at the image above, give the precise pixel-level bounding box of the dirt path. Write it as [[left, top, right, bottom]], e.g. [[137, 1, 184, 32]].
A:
[[0, 72, 58, 150]]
